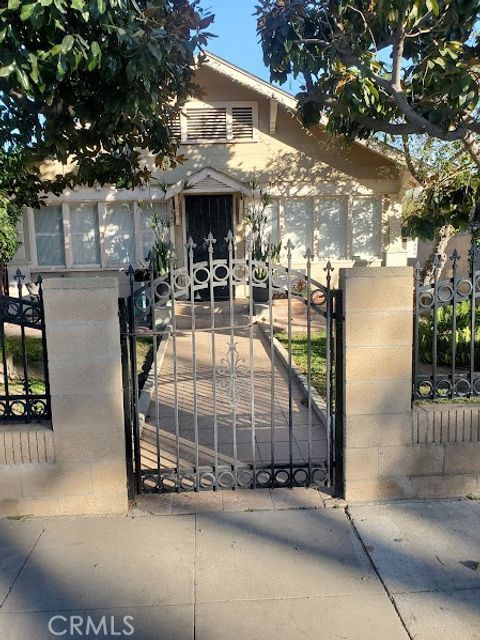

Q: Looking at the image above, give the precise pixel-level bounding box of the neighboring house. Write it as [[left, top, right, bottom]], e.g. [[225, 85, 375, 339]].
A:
[[9, 52, 412, 293]]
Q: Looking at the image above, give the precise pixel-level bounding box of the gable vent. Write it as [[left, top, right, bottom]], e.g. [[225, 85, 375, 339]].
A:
[[186, 107, 227, 141], [170, 115, 181, 141], [232, 106, 254, 140]]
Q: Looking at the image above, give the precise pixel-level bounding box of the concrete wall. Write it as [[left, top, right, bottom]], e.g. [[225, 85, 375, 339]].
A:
[[341, 266, 480, 502], [0, 278, 128, 517]]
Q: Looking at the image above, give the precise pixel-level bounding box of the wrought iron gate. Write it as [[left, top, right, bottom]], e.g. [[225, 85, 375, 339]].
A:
[[120, 233, 344, 496]]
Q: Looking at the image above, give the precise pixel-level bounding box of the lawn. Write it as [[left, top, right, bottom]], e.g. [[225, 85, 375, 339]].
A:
[[0, 335, 46, 396], [275, 330, 328, 398]]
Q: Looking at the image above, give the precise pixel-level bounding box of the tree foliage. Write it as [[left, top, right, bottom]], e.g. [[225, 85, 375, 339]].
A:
[[256, 0, 480, 162], [0, 0, 213, 193]]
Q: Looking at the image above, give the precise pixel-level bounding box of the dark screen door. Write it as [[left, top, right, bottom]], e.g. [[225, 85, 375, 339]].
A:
[[186, 195, 233, 300]]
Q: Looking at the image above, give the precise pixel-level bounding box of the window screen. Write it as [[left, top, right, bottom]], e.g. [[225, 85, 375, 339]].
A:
[[352, 197, 382, 258], [70, 203, 101, 265], [104, 203, 135, 266], [317, 198, 347, 258], [283, 198, 313, 260], [34, 206, 65, 266]]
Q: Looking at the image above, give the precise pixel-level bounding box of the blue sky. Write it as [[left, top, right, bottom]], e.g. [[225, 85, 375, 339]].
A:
[[203, 0, 302, 94]]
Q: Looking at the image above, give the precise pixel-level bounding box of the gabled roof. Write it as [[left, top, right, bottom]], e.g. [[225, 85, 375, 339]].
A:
[[200, 51, 407, 169], [164, 166, 252, 200]]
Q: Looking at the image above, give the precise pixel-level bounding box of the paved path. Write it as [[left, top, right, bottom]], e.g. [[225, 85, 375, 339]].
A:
[[141, 326, 327, 477]]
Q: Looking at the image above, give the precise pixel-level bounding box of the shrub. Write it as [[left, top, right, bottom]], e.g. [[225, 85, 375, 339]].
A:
[[419, 300, 480, 366]]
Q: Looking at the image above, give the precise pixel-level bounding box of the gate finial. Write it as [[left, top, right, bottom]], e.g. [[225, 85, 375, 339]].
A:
[[205, 232, 216, 253]]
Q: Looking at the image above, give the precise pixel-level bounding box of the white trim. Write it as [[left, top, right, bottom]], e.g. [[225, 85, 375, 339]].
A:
[[165, 167, 253, 200], [62, 202, 73, 269], [269, 99, 278, 134]]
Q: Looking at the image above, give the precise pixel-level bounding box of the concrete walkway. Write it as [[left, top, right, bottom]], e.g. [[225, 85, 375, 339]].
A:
[[1, 495, 479, 639]]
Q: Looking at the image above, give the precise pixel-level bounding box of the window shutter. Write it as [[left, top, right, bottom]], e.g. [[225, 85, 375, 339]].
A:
[[186, 107, 227, 141], [232, 106, 254, 140]]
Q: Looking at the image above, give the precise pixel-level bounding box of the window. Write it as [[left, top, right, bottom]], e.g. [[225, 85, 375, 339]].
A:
[[140, 202, 170, 260], [34, 206, 65, 266], [283, 198, 313, 260], [70, 204, 101, 265], [263, 200, 280, 244], [317, 198, 348, 259], [103, 203, 135, 266], [352, 197, 382, 259]]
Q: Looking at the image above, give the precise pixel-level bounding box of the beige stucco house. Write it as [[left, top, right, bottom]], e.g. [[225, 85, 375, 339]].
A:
[[9, 52, 412, 292]]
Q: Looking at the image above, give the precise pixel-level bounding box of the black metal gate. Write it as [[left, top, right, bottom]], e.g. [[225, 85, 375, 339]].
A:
[[120, 234, 344, 496]]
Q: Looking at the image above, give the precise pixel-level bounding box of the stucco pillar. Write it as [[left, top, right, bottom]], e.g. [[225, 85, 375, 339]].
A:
[[41, 277, 128, 515], [340, 267, 417, 501]]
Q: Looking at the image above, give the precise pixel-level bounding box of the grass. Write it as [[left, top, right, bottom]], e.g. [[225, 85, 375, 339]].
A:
[[0, 335, 46, 396], [275, 330, 328, 398]]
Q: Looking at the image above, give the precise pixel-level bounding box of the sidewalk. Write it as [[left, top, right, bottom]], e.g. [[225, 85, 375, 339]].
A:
[[0, 492, 479, 639]]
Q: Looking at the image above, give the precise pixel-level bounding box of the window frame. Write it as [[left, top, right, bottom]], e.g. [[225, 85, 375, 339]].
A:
[[177, 100, 259, 144]]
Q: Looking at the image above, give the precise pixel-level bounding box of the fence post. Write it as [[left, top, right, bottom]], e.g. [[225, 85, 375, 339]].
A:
[[340, 267, 417, 502], [41, 277, 128, 515]]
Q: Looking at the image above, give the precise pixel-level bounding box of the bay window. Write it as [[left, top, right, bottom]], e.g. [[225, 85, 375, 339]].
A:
[[34, 206, 65, 266]]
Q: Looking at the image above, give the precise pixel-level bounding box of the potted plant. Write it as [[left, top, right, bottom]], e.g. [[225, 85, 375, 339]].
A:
[[243, 184, 281, 303]]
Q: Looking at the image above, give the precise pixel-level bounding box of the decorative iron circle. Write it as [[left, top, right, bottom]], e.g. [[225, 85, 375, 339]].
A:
[[271, 269, 288, 289], [0, 402, 6, 418], [23, 306, 41, 326], [237, 469, 253, 488], [457, 279, 473, 297], [311, 289, 326, 306], [475, 274, 480, 291], [274, 469, 290, 486], [437, 284, 454, 303], [218, 470, 235, 488], [312, 467, 328, 485], [213, 264, 229, 282], [418, 291, 434, 309], [10, 401, 26, 417], [454, 378, 471, 396], [160, 475, 177, 491], [416, 380, 433, 398], [232, 264, 248, 283], [142, 474, 159, 493], [30, 400, 47, 416], [174, 272, 191, 291], [200, 472, 216, 489], [155, 281, 171, 299], [252, 268, 268, 284], [473, 378, 480, 395], [180, 474, 196, 491], [293, 468, 308, 486], [435, 379, 452, 397], [193, 267, 211, 286], [256, 470, 272, 487], [6, 301, 20, 319]]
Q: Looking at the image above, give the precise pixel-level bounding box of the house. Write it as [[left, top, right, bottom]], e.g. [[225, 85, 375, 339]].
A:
[[9, 52, 412, 293]]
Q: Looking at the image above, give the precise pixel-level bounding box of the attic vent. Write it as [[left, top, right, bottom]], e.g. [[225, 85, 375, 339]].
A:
[[232, 106, 254, 140], [170, 115, 181, 141], [186, 107, 227, 141]]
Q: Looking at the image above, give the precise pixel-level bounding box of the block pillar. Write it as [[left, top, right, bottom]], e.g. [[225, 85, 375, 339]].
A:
[[42, 277, 128, 515], [340, 267, 417, 502]]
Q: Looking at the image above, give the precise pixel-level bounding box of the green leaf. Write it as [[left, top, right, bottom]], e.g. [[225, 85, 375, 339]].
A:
[[91, 41, 101, 59], [97, 0, 106, 14], [60, 34, 75, 53], [20, 3, 35, 20], [0, 62, 15, 77], [426, 0, 440, 17], [71, 0, 84, 9], [7, 0, 21, 9]]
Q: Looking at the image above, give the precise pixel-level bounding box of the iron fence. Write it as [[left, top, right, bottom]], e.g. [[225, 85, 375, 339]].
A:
[[413, 240, 480, 401], [0, 270, 51, 423]]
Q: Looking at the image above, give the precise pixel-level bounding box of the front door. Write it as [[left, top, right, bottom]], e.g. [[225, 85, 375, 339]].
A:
[[186, 195, 233, 300]]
